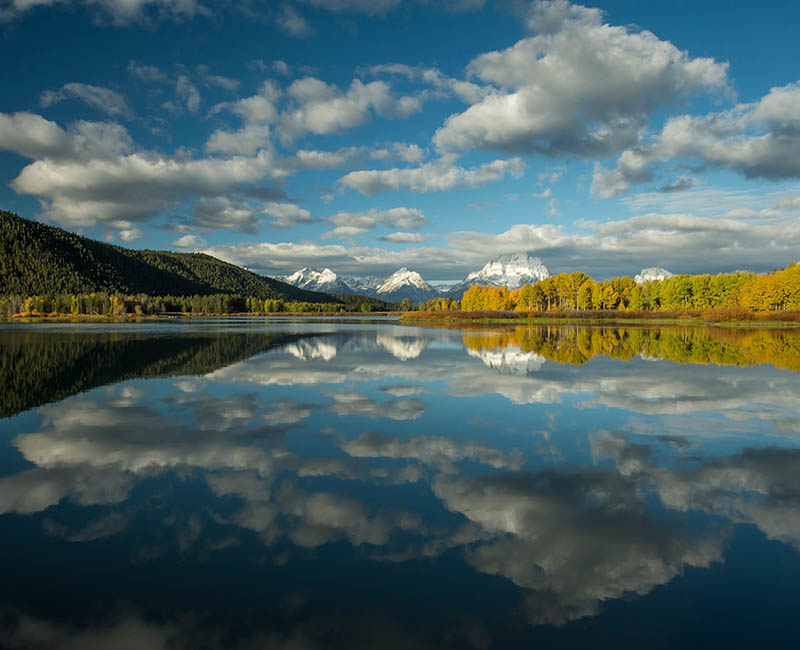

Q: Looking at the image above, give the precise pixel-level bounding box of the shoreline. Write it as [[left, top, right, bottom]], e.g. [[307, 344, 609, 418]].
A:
[[400, 309, 800, 328], [0, 311, 401, 323]]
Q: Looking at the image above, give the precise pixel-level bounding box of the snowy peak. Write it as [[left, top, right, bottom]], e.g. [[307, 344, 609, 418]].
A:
[[348, 276, 382, 293], [376, 267, 432, 294], [281, 266, 438, 302], [634, 267, 674, 284], [464, 253, 550, 289], [281, 267, 351, 293]]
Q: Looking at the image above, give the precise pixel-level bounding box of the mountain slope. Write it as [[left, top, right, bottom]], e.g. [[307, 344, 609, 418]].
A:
[[0, 211, 335, 302]]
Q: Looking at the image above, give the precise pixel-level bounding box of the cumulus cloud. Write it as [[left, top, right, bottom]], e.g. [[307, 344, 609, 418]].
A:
[[592, 81, 800, 197], [205, 123, 272, 156], [433, 0, 729, 157], [1, 111, 286, 231], [172, 197, 312, 233], [40, 82, 134, 118], [339, 157, 525, 195], [324, 206, 426, 238], [279, 77, 421, 139], [0, 111, 132, 161]]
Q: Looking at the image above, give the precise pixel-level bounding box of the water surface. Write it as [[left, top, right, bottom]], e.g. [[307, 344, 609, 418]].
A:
[[2, 318, 800, 648]]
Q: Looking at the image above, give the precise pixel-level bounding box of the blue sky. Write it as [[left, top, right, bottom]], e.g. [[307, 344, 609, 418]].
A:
[[0, 0, 798, 281]]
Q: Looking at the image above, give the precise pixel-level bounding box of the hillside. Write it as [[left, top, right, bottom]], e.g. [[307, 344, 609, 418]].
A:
[[0, 210, 335, 303]]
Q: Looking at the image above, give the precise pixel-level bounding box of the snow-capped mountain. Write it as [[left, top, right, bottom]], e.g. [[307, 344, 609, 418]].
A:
[[281, 267, 353, 293], [280, 266, 438, 302], [634, 267, 674, 284], [280, 254, 551, 303], [444, 253, 550, 298], [376, 267, 438, 303], [466, 253, 550, 288]]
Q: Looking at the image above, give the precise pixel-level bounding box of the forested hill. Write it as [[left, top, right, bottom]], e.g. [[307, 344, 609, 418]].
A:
[[0, 210, 335, 302]]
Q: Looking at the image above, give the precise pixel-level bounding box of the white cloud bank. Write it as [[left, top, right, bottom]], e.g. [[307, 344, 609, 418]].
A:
[[433, 0, 730, 157]]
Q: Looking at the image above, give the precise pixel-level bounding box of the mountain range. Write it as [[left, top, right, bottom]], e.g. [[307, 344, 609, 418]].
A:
[[281, 253, 552, 302]]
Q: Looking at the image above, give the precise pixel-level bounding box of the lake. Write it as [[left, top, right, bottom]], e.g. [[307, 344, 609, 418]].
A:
[[1, 317, 800, 649]]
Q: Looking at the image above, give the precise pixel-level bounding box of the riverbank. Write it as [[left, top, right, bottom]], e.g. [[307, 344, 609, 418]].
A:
[[1, 311, 400, 323], [400, 308, 800, 328]]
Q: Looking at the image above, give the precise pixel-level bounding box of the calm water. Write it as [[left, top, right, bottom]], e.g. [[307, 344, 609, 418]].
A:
[[2, 318, 800, 649]]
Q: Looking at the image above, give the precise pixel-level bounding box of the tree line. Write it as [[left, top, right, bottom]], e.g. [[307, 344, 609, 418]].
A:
[[0, 292, 389, 317], [420, 263, 800, 313]]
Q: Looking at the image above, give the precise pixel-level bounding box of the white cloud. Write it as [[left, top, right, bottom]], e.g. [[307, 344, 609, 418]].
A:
[[279, 77, 421, 139], [368, 63, 491, 104], [593, 81, 800, 197], [0, 113, 134, 163], [40, 82, 134, 118], [433, 0, 729, 157], [2, 112, 284, 231], [204, 82, 281, 155], [339, 157, 525, 195], [294, 146, 363, 169], [324, 206, 426, 238], [205, 123, 272, 156], [380, 232, 425, 243], [172, 234, 207, 249], [262, 201, 313, 228], [180, 197, 312, 232]]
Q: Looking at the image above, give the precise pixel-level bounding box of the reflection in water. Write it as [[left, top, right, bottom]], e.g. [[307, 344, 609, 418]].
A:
[[1, 321, 800, 648], [462, 324, 800, 372]]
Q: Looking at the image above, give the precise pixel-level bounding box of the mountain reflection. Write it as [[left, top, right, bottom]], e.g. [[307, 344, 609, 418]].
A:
[[1, 321, 800, 647]]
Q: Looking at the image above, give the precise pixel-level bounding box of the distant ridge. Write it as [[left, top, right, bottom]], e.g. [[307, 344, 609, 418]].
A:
[[0, 210, 335, 302], [281, 253, 551, 302]]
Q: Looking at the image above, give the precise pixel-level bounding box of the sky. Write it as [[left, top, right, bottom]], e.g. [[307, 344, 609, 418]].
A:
[[0, 0, 798, 282]]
